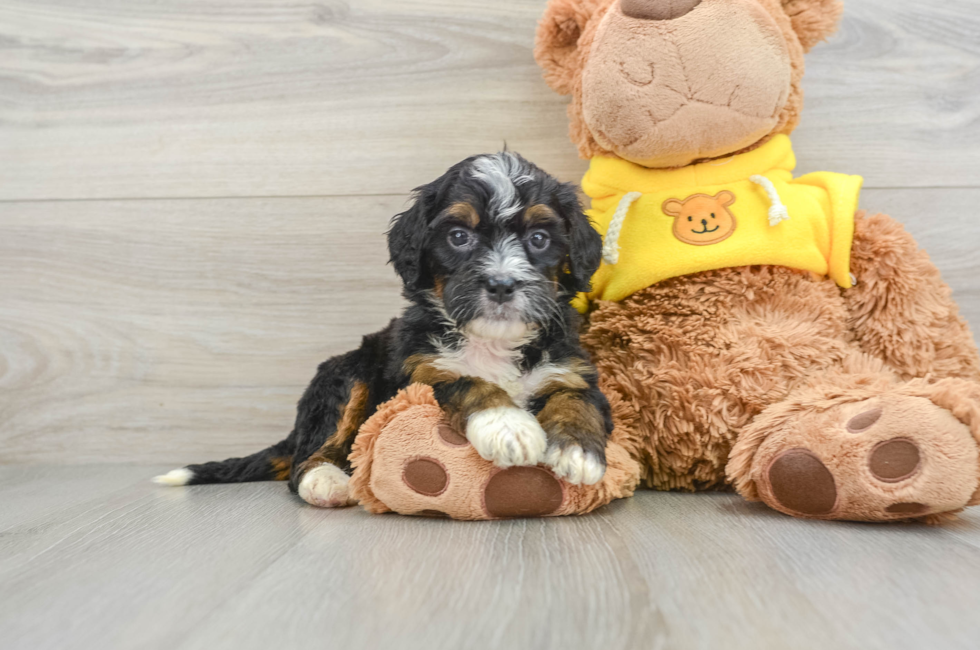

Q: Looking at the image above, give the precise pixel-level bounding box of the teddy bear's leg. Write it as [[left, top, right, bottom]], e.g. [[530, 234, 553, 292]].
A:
[[845, 211, 980, 382], [728, 369, 980, 522]]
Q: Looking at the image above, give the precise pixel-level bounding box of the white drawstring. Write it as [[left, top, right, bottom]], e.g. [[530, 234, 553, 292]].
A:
[[750, 175, 790, 226], [602, 191, 642, 265]]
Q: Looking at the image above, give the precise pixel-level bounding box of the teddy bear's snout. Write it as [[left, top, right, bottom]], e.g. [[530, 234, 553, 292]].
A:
[[620, 0, 702, 21]]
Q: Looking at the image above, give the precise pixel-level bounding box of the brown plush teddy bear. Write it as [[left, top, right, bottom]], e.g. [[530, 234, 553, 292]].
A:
[[534, 0, 980, 522]]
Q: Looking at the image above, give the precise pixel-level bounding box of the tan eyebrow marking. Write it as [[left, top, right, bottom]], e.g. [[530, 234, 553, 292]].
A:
[[523, 204, 560, 227], [446, 201, 480, 228]]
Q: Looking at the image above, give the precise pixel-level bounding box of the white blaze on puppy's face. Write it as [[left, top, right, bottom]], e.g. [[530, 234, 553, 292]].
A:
[[477, 233, 538, 323], [470, 152, 536, 222], [482, 234, 536, 284]]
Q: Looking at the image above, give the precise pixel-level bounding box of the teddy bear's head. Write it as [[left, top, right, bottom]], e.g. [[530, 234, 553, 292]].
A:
[[535, 0, 843, 168]]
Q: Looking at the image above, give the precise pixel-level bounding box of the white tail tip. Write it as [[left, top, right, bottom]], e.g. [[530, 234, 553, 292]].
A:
[[153, 468, 194, 486]]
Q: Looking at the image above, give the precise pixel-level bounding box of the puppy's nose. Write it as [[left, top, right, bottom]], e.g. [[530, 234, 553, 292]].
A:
[[485, 277, 518, 304], [620, 0, 701, 20]]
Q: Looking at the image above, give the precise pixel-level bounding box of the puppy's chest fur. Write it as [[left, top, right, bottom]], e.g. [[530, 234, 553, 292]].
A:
[[431, 336, 560, 408]]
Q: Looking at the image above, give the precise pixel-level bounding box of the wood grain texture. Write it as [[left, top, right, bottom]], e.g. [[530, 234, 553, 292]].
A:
[[1, 0, 978, 201], [0, 196, 406, 464], [2, 189, 979, 465], [1, 466, 980, 650]]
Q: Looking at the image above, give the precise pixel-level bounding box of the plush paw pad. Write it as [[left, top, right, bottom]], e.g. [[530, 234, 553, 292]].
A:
[[868, 438, 921, 483], [752, 394, 979, 521], [544, 445, 606, 485], [402, 457, 449, 496], [298, 463, 356, 508], [484, 467, 564, 518], [767, 449, 838, 516], [467, 407, 547, 468]]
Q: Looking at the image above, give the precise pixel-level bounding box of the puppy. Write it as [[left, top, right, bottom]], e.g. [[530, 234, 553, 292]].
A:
[[155, 152, 612, 507]]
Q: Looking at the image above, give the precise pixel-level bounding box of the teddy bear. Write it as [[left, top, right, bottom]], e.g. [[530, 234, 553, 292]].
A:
[[533, 0, 980, 522]]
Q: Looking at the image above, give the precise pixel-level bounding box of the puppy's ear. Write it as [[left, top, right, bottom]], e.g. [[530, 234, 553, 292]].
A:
[[781, 0, 844, 52], [387, 179, 443, 292], [555, 183, 602, 295], [535, 0, 606, 95]]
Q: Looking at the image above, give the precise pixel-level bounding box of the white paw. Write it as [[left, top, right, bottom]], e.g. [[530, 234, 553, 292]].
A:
[[153, 468, 193, 486], [467, 406, 547, 468], [544, 445, 605, 485], [298, 464, 356, 508]]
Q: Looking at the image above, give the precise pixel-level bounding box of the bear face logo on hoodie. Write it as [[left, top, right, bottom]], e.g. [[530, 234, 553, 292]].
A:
[[663, 192, 738, 246]]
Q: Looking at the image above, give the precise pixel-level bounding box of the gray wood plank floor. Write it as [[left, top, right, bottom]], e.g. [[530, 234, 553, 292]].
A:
[[2, 466, 980, 650]]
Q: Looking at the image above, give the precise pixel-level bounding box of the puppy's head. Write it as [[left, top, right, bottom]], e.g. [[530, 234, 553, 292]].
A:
[[388, 152, 601, 338]]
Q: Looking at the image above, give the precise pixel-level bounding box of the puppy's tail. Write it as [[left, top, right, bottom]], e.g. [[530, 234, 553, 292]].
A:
[[153, 432, 297, 487]]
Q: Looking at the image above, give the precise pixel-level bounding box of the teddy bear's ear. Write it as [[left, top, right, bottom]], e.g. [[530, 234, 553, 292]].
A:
[[535, 0, 606, 95], [717, 191, 736, 207], [781, 0, 845, 52], [662, 199, 683, 217]]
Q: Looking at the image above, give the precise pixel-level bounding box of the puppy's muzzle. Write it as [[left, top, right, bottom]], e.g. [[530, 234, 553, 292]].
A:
[[484, 276, 519, 304]]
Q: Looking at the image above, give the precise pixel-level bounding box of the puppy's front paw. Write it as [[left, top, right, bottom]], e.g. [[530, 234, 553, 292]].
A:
[[544, 445, 606, 485], [298, 463, 356, 508], [467, 406, 547, 468]]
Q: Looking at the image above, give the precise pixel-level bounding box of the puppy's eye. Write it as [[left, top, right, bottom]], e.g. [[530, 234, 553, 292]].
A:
[[528, 230, 551, 251], [447, 228, 473, 249]]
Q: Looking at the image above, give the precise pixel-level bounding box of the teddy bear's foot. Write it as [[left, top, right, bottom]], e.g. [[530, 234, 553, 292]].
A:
[[731, 382, 980, 522], [347, 384, 641, 519], [298, 463, 357, 508]]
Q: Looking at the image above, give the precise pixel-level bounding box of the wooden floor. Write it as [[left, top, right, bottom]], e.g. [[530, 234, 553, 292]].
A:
[[2, 465, 980, 650], [3, 0, 980, 648]]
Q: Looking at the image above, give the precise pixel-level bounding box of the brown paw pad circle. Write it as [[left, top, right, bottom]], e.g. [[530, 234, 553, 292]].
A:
[[415, 509, 450, 518], [846, 408, 882, 433], [483, 467, 564, 518], [402, 457, 448, 497], [885, 502, 929, 517], [767, 449, 837, 516], [869, 438, 921, 483], [436, 422, 468, 446]]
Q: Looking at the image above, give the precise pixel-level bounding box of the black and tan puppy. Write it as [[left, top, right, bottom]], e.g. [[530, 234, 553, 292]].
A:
[[155, 153, 612, 507]]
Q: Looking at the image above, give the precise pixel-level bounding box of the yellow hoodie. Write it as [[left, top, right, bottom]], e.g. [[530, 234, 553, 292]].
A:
[[575, 135, 863, 312]]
